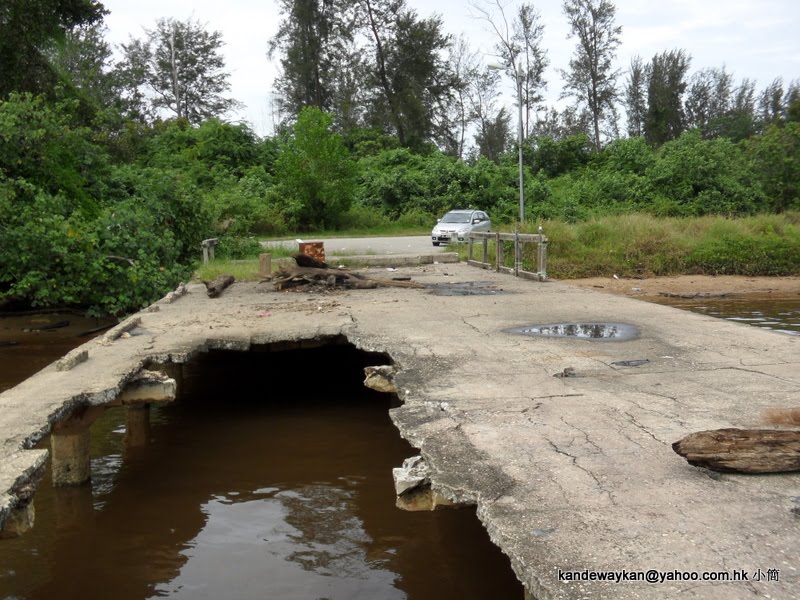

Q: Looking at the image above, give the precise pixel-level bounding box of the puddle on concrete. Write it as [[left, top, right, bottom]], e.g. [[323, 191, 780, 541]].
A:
[[507, 322, 639, 341], [0, 344, 523, 600], [427, 281, 509, 296]]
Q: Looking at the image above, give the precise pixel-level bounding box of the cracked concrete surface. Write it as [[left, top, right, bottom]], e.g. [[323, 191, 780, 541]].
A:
[[1, 262, 799, 598]]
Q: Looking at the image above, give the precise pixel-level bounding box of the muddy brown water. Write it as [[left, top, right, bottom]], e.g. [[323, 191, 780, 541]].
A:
[[0, 345, 523, 600], [0, 313, 115, 393], [652, 296, 800, 336]]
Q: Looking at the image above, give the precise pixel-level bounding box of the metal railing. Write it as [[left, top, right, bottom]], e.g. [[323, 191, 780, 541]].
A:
[[467, 230, 548, 281]]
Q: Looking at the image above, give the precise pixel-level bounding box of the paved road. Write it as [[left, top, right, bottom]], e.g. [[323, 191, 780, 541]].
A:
[[262, 235, 443, 256]]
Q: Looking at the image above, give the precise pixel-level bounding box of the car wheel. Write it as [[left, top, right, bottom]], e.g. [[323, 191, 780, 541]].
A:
[[432, 242, 440, 247]]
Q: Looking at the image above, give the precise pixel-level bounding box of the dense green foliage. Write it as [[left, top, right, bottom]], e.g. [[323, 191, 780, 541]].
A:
[[1, 2, 798, 316], [455, 213, 800, 279], [0, 0, 106, 97], [2, 90, 799, 315]]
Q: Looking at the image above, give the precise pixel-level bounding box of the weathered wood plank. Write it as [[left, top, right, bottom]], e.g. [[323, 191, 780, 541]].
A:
[[672, 428, 800, 473]]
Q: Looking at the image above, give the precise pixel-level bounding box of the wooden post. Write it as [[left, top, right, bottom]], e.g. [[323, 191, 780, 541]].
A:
[[482, 238, 488, 264], [259, 253, 272, 278], [538, 238, 548, 280], [495, 232, 504, 272], [201, 238, 219, 264]]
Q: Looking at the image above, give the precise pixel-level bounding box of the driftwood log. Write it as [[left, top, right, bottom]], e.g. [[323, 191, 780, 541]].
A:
[[672, 428, 800, 473], [204, 275, 235, 298], [272, 255, 422, 291]]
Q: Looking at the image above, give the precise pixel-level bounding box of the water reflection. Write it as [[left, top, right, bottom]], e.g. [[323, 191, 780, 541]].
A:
[[0, 347, 522, 600], [155, 488, 402, 600], [653, 297, 800, 336], [508, 322, 639, 341]]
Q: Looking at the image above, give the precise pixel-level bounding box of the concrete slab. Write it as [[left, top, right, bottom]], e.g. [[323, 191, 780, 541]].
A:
[[1, 265, 799, 598]]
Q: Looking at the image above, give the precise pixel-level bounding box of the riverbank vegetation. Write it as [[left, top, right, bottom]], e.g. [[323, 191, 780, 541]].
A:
[[1, 0, 798, 315], [461, 212, 800, 279]]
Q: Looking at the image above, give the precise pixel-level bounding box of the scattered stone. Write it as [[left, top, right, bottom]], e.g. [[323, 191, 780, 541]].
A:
[[161, 282, 188, 304], [55, 349, 88, 372], [392, 455, 430, 496], [554, 367, 576, 378], [363, 365, 398, 393], [115, 370, 176, 405]]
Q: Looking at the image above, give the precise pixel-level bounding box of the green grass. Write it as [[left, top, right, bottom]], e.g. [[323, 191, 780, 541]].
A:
[[456, 212, 800, 278], [193, 259, 263, 283]]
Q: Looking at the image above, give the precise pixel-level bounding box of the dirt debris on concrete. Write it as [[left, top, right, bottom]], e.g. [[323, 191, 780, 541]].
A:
[[1, 263, 799, 599]]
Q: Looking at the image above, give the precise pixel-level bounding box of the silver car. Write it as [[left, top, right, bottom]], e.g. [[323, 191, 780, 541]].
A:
[[431, 209, 491, 246]]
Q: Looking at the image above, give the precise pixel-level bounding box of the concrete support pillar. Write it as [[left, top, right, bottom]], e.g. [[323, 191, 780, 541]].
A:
[[51, 428, 92, 486], [125, 403, 151, 448], [154, 362, 183, 397], [0, 502, 35, 538]]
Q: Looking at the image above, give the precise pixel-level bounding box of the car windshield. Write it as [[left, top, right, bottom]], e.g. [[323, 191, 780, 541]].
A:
[[441, 213, 472, 223]]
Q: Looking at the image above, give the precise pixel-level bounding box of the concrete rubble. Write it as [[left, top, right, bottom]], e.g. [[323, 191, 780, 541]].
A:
[[1, 263, 799, 599], [393, 455, 431, 495]]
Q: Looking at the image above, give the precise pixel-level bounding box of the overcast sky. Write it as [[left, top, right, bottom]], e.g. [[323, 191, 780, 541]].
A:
[[101, 0, 800, 136]]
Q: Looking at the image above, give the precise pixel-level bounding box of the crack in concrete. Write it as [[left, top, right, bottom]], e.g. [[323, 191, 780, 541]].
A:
[[722, 365, 800, 387], [560, 416, 603, 455], [613, 388, 692, 429], [622, 410, 668, 446], [618, 427, 647, 450], [461, 315, 487, 335], [544, 437, 618, 506]]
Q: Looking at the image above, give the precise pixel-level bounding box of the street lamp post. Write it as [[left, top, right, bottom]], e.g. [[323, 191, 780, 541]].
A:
[[488, 62, 526, 275], [514, 64, 524, 276]]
